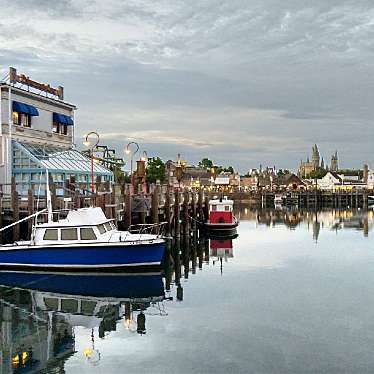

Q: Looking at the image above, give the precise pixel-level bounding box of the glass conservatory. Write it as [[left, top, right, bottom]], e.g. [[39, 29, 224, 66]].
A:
[[12, 141, 113, 195]]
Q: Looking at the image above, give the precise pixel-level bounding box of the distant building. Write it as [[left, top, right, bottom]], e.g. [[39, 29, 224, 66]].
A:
[[318, 171, 366, 191], [330, 151, 338, 172], [298, 144, 321, 178]]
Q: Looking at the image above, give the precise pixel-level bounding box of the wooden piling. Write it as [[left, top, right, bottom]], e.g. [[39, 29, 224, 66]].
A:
[[27, 188, 34, 238], [124, 184, 132, 230], [11, 177, 20, 242], [174, 189, 181, 238], [151, 184, 160, 225]]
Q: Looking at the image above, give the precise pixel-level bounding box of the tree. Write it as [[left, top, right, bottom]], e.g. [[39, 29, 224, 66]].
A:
[[146, 157, 165, 184], [224, 166, 234, 173], [307, 168, 327, 179], [277, 169, 290, 177], [198, 158, 214, 170]]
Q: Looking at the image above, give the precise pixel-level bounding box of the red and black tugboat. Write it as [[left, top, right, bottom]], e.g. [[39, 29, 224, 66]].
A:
[[203, 196, 238, 236]]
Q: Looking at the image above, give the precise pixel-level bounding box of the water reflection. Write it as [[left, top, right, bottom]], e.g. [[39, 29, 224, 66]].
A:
[[240, 207, 374, 239], [0, 272, 167, 372], [1, 209, 374, 373]]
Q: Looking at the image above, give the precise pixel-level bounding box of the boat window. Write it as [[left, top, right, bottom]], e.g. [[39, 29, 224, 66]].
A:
[[44, 297, 58, 310], [61, 298, 78, 313], [97, 224, 106, 234], [43, 229, 58, 240], [225, 206, 230, 211], [81, 300, 97, 315], [104, 222, 112, 231], [80, 227, 97, 240], [211, 205, 217, 211], [61, 228, 78, 240], [110, 221, 116, 230]]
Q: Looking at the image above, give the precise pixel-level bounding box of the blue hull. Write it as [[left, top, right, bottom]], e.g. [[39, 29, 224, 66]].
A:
[[0, 271, 164, 298], [0, 242, 165, 271]]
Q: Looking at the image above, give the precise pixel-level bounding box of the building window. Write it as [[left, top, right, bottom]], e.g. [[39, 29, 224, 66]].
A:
[[53, 121, 68, 135], [13, 112, 31, 128]]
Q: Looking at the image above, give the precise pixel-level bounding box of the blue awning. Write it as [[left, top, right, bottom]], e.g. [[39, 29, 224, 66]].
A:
[[53, 112, 74, 125], [12, 101, 39, 116]]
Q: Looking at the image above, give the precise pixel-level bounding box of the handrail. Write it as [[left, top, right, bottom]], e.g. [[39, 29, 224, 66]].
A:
[[0, 208, 47, 233]]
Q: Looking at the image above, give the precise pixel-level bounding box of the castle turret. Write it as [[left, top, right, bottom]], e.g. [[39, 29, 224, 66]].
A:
[[330, 151, 338, 172], [311, 144, 320, 169]]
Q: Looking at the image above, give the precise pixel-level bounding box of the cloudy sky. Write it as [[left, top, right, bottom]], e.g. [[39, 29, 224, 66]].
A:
[[1, 0, 373, 172]]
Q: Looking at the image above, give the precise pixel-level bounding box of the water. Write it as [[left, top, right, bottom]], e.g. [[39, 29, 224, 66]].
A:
[[2, 208, 374, 373]]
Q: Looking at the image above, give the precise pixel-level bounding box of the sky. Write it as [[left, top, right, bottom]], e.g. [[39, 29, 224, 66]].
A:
[[0, 0, 373, 172]]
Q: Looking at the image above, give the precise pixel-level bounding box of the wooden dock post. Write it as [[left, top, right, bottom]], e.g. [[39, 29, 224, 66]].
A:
[[183, 188, 190, 235], [124, 184, 132, 230], [198, 189, 204, 220], [191, 189, 197, 231], [165, 185, 171, 235], [11, 177, 20, 242], [28, 187, 34, 238], [151, 184, 160, 224], [174, 189, 181, 238]]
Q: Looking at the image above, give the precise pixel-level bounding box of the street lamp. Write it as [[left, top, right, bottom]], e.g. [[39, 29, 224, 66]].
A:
[[83, 131, 100, 193], [125, 141, 139, 185]]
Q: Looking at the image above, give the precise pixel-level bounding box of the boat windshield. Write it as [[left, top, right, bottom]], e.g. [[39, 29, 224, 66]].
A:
[[97, 224, 106, 234], [104, 222, 112, 231]]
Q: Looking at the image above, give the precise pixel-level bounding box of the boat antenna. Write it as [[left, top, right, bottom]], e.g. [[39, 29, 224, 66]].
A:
[[46, 169, 53, 223]]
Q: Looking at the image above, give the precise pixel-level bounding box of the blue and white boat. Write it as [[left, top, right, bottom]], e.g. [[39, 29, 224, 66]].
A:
[[0, 206, 166, 271]]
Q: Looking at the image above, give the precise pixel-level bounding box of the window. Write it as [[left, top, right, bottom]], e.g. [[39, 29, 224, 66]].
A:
[[80, 227, 97, 240], [211, 205, 217, 211], [53, 121, 68, 135], [61, 299, 78, 313], [104, 222, 112, 231], [110, 221, 116, 230], [61, 228, 78, 240], [225, 206, 230, 211], [97, 224, 106, 234], [43, 229, 58, 240], [13, 112, 31, 127]]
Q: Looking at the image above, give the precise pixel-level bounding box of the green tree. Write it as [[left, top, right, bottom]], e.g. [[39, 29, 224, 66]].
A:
[[146, 157, 165, 184], [277, 169, 290, 177], [224, 166, 234, 173], [198, 158, 214, 169], [307, 168, 327, 179]]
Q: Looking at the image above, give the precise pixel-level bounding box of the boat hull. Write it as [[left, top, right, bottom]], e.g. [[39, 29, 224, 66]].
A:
[[0, 242, 165, 271]]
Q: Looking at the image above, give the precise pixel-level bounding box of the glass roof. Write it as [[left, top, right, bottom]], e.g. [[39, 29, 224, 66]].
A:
[[13, 141, 112, 176]]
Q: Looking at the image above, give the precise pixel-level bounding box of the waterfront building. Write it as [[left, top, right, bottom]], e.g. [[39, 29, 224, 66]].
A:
[[0, 67, 112, 194], [317, 171, 366, 191]]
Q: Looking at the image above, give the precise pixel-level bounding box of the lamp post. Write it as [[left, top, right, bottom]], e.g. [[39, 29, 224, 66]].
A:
[[83, 131, 100, 194], [125, 142, 139, 186]]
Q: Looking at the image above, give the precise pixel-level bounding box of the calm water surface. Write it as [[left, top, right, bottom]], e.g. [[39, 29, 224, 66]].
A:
[[2, 209, 374, 373]]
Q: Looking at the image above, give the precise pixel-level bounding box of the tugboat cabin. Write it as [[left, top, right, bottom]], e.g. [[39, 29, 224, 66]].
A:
[[208, 197, 234, 224]]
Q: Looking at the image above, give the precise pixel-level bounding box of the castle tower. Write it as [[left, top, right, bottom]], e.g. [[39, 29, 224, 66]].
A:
[[311, 144, 320, 169], [330, 151, 338, 172]]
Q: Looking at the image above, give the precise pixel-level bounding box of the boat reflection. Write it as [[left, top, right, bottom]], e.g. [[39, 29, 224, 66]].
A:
[[0, 271, 167, 372]]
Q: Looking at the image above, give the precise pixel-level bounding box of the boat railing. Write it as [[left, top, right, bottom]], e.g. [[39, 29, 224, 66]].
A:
[[129, 222, 167, 238]]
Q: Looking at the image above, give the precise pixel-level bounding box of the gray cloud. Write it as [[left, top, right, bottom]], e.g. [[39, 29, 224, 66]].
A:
[[1, 0, 374, 171]]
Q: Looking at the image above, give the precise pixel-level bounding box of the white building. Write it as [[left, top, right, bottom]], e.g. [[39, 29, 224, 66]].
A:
[[0, 67, 112, 194], [318, 171, 366, 191]]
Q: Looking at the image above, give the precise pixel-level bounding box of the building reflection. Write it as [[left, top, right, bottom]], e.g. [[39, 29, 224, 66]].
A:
[[0, 272, 167, 372], [247, 207, 373, 240]]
